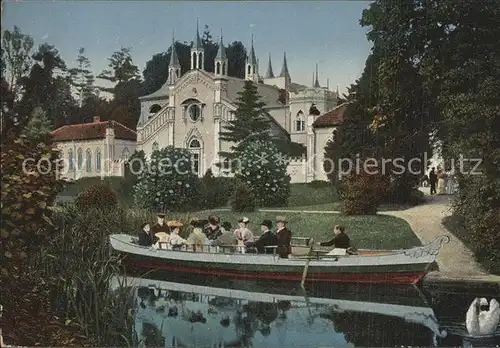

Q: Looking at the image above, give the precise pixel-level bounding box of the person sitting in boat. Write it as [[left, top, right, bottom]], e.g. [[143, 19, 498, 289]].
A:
[[186, 219, 209, 251], [252, 220, 277, 254], [318, 225, 351, 249], [167, 220, 187, 249], [138, 222, 155, 246], [151, 212, 171, 235], [275, 216, 292, 258], [214, 221, 238, 249], [234, 217, 255, 246], [203, 215, 223, 241]]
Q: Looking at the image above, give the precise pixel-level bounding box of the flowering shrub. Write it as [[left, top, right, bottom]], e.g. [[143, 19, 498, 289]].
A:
[[133, 146, 199, 211], [235, 139, 291, 207]]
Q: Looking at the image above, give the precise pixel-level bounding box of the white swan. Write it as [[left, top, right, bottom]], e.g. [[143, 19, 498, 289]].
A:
[[466, 298, 500, 336]]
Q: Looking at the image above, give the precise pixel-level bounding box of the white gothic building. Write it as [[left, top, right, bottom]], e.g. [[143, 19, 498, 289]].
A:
[[136, 25, 348, 183]]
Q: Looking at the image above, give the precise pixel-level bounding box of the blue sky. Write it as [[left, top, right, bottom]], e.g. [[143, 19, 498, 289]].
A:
[[3, 1, 373, 95]]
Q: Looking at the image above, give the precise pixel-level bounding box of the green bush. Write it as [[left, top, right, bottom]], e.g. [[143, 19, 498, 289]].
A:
[[133, 146, 200, 212], [306, 180, 331, 188], [75, 183, 118, 212], [198, 170, 236, 209], [447, 174, 500, 274], [235, 139, 291, 207], [230, 182, 256, 212], [1, 133, 65, 273], [340, 172, 388, 215]]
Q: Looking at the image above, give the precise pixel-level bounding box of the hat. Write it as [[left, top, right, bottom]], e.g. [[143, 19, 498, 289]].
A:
[[261, 220, 272, 229], [167, 220, 183, 228], [238, 217, 250, 223], [157, 212, 166, 218], [276, 216, 287, 223]]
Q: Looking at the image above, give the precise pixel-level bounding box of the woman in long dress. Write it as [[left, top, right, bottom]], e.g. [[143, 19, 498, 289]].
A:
[[437, 170, 447, 194]]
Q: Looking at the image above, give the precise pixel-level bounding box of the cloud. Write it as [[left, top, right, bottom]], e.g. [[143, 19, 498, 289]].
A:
[[41, 34, 49, 40]]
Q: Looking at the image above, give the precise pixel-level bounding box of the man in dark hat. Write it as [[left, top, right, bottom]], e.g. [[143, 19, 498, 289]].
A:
[[254, 220, 277, 254], [138, 222, 154, 246], [151, 212, 171, 235], [203, 215, 222, 241], [275, 216, 292, 258]]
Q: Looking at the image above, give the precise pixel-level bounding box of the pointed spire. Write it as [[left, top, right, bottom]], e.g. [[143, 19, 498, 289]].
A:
[[193, 17, 203, 50], [312, 73, 315, 87], [314, 63, 321, 88], [279, 52, 289, 77], [215, 28, 227, 60], [247, 33, 257, 66], [264, 53, 274, 78], [169, 30, 180, 67]]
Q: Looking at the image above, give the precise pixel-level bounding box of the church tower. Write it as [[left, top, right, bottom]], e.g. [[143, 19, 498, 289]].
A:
[[245, 35, 259, 82], [191, 19, 204, 70], [168, 32, 181, 85], [214, 30, 228, 77]]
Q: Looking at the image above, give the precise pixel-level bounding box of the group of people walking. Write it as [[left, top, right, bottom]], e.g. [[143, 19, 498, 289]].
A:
[[427, 167, 454, 195], [138, 213, 353, 258]]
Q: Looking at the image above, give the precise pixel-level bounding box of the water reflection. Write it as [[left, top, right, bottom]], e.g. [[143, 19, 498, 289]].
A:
[[122, 277, 462, 347]]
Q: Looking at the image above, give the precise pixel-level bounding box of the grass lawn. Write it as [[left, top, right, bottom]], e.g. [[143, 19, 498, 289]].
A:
[[186, 210, 421, 250], [269, 202, 415, 212]]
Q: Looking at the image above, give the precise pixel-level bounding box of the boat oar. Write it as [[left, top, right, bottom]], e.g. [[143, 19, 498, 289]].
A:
[[300, 238, 314, 289]]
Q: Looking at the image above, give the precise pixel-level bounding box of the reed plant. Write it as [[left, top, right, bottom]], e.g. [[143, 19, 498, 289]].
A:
[[38, 204, 158, 346]]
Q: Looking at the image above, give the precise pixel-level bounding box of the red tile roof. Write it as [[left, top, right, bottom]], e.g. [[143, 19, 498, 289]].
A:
[[51, 120, 137, 142], [312, 102, 350, 128]]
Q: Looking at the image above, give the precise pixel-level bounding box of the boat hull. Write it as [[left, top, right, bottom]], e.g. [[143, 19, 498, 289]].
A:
[[122, 254, 425, 284], [111, 234, 450, 285]]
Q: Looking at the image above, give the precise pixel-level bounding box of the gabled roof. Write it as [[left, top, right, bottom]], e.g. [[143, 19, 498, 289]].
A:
[[51, 120, 137, 142], [312, 102, 350, 128]]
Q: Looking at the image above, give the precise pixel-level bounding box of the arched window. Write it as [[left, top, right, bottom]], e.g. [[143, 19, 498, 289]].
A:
[[222, 158, 230, 170], [85, 149, 92, 172], [77, 148, 83, 169], [192, 53, 197, 69], [189, 138, 201, 175], [247, 65, 251, 75], [295, 111, 305, 132], [152, 142, 159, 152], [149, 104, 162, 114], [188, 104, 201, 122], [68, 149, 74, 170], [122, 147, 130, 160], [95, 148, 101, 172], [216, 62, 221, 75], [198, 52, 203, 69], [222, 62, 226, 75]]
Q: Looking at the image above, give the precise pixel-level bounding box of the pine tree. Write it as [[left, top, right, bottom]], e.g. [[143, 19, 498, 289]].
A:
[[23, 106, 53, 142], [219, 80, 270, 153]]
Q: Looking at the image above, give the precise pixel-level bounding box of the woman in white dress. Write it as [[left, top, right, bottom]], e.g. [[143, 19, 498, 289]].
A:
[[437, 170, 447, 194]]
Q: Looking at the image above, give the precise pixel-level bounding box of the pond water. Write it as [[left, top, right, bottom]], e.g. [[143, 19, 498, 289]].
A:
[[114, 275, 500, 347]]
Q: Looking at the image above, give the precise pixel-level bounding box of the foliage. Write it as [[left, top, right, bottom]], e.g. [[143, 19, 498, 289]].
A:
[[1, 133, 65, 273], [286, 182, 338, 208], [22, 106, 53, 142], [230, 181, 256, 212], [133, 146, 200, 212], [68, 47, 96, 104], [234, 139, 291, 207], [198, 169, 236, 209], [340, 171, 388, 215], [1, 25, 34, 128], [75, 183, 118, 212], [219, 80, 269, 149]]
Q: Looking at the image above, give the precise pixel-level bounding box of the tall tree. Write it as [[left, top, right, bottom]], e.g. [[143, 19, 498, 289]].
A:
[[68, 47, 95, 106], [19, 43, 75, 128], [219, 80, 269, 146], [226, 41, 247, 79], [97, 47, 140, 94], [1, 26, 34, 132], [201, 25, 219, 73]]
